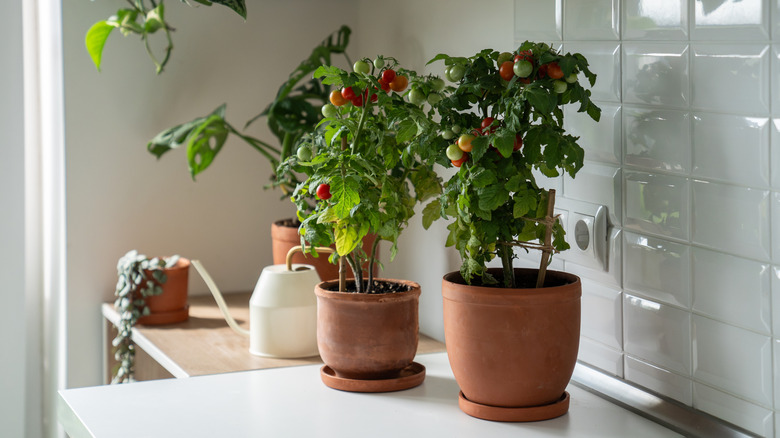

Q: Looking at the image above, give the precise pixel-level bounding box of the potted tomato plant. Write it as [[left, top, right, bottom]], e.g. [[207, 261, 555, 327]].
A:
[[425, 42, 601, 421], [282, 56, 443, 392]]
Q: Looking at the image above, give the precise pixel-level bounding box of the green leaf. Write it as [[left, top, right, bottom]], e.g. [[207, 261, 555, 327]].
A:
[[525, 86, 555, 116], [334, 223, 358, 256], [396, 119, 418, 144], [186, 115, 229, 178], [331, 175, 360, 218], [471, 168, 497, 188], [422, 200, 441, 230], [505, 174, 524, 192], [513, 189, 537, 218], [476, 184, 509, 212], [210, 0, 247, 19], [85, 21, 115, 71]]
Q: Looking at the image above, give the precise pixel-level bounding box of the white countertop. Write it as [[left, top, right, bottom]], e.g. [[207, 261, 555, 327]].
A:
[[59, 352, 682, 438]]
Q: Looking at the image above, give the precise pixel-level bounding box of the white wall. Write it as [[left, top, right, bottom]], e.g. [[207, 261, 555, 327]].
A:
[[62, 0, 358, 389], [0, 1, 28, 436]]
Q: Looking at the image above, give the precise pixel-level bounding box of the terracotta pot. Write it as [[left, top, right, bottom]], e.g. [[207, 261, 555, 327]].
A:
[[442, 268, 581, 421], [271, 219, 377, 282], [315, 279, 420, 380], [137, 257, 190, 325]]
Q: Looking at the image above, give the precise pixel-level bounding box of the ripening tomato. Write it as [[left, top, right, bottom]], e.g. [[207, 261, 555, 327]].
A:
[[499, 61, 515, 81], [547, 62, 564, 80], [514, 133, 523, 151], [451, 152, 469, 167], [330, 89, 347, 106], [389, 75, 408, 92], [316, 183, 332, 200], [381, 69, 396, 84], [458, 133, 476, 153], [446, 143, 464, 161]]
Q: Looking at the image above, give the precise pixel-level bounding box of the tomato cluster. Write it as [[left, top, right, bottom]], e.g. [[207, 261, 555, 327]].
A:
[[446, 117, 524, 167], [496, 49, 574, 94], [328, 65, 409, 111]]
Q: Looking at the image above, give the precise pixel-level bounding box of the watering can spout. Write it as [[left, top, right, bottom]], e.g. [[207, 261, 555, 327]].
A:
[[191, 260, 250, 338]]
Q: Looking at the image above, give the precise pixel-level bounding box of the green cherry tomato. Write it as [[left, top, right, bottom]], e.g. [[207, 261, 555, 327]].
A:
[[373, 57, 384, 70], [427, 92, 443, 105], [553, 80, 568, 94], [431, 77, 445, 92], [565, 72, 579, 84], [441, 128, 455, 140], [353, 60, 371, 74], [496, 51, 513, 67], [408, 88, 426, 106], [513, 60, 533, 78], [321, 103, 338, 118], [449, 64, 465, 82], [444, 66, 454, 82], [451, 124, 462, 134], [446, 143, 464, 161], [296, 145, 313, 162]]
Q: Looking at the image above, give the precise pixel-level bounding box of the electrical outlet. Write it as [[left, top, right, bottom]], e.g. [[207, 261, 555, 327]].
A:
[[555, 198, 610, 272]]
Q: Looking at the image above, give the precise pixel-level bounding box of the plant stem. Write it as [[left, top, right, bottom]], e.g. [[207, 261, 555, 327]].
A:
[[536, 189, 556, 288], [280, 132, 293, 162], [338, 135, 348, 292], [367, 236, 380, 288], [498, 241, 515, 288]]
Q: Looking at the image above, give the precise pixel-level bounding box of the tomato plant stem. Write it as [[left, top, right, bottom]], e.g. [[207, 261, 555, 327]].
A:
[[498, 241, 515, 288], [536, 189, 556, 288]]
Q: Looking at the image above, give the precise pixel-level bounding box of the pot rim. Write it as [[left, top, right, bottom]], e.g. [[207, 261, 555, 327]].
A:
[[442, 268, 580, 305], [315, 278, 421, 301]]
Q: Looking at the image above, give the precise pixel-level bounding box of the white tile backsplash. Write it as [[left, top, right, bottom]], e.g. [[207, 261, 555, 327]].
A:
[[691, 180, 771, 261], [581, 278, 622, 349], [622, 42, 689, 108], [691, 248, 771, 334], [691, 113, 770, 188], [523, 0, 780, 432], [691, 44, 770, 115], [692, 315, 773, 407]]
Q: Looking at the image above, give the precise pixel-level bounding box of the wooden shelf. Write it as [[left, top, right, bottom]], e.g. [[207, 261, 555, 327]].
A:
[[103, 292, 446, 382]]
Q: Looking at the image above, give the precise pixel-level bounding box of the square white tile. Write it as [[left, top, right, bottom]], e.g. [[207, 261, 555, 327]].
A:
[[563, 0, 620, 40], [773, 48, 780, 118], [562, 227, 623, 288], [564, 103, 621, 165], [691, 247, 771, 335], [624, 171, 690, 240], [623, 0, 688, 40], [623, 294, 691, 375], [772, 120, 780, 189], [691, 43, 770, 114], [775, 339, 780, 410], [693, 382, 774, 437], [692, 0, 770, 40], [691, 180, 771, 261], [623, 231, 691, 308], [581, 278, 622, 349], [563, 162, 622, 226], [623, 105, 691, 174], [774, 193, 780, 263], [622, 42, 689, 108], [692, 315, 773, 406], [514, 0, 562, 41], [578, 336, 624, 377], [625, 355, 693, 405], [774, 267, 780, 336], [691, 113, 770, 188], [562, 42, 621, 102]]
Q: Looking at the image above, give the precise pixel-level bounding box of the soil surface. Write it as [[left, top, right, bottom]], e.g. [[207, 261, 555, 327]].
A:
[[323, 279, 412, 294], [458, 270, 575, 289], [276, 218, 301, 228]]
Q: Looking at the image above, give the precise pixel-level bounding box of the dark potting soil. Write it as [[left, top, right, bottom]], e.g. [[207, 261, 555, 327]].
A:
[[323, 279, 412, 294], [277, 218, 301, 228], [460, 270, 575, 289]]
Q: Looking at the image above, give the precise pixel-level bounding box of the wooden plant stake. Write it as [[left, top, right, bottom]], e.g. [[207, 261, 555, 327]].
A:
[[536, 189, 556, 288]]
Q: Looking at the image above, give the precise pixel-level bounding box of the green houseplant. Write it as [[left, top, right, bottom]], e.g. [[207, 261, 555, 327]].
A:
[[112, 250, 190, 383], [426, 42, 601, 421], [284, 56, 443, 391]]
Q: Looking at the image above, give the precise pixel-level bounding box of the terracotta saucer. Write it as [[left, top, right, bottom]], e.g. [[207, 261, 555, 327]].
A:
[[458, 391, 570, 422], [320, 362, 426, 393], [137, 305, 189, 326]]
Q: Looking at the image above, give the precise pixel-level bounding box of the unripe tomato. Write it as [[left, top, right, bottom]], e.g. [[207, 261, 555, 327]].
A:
[[553, 80, 568, 94], [373, 57, 384, 70], [353, 60, 370, 74], [446, 143, 464, 161], [341, 87, 356, 101], [408, 88, 426, 106], [513, 133, 523, 151], [513, 60, 533, 78], [458, 133, 476, 152], [449, 64, 465, 82], [444, 66, 454, 82], [427, 92, 442, 105], [451, 152, 468, 167], [452, 124, 462, 134], [330, 90, 347, 106], [547, 62, 564, 80], [565, 72, 578, 84], [296, 145, 313, 161], [499, 61, 515, 81], [431, 77, 445, 92], [316, 183, 332, 200], [389, 75, 408, 92], [496, 52, 513, 67], [441, 129, 455, 140], [381, 69, 396, 84], [321, 103, 338, 118]]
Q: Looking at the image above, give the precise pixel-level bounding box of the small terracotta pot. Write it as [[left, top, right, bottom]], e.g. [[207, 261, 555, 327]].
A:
[[442, 268, 580, 419], [137, 257, 190, 325], [271, 219, 377, 282], [315, 279, 420, 380]]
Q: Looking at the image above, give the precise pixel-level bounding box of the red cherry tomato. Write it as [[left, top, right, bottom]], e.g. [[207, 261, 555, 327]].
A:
[[341, 86, 356, 101], [514, 133, 523, 151], [352, 94, 364, 107], [499, 61, 515, 81], [316, 183, 332, 200], [538, 64, 548, 78], [381, 69, 396, 84], [451, 152, 469, 167], [378, 78, 391, 93], [514, 50, 533, 63], [389, 75, 408, 92], [547, 62, 564, 80], [481, 117, 496, 133]]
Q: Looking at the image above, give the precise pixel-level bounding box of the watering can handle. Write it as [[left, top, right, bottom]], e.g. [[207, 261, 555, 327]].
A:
[[190, 260, 250, 338], [286, 246, 335, 271]]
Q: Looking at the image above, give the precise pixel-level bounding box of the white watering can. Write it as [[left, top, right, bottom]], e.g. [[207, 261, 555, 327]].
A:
[[191, 246, 332, 358]]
